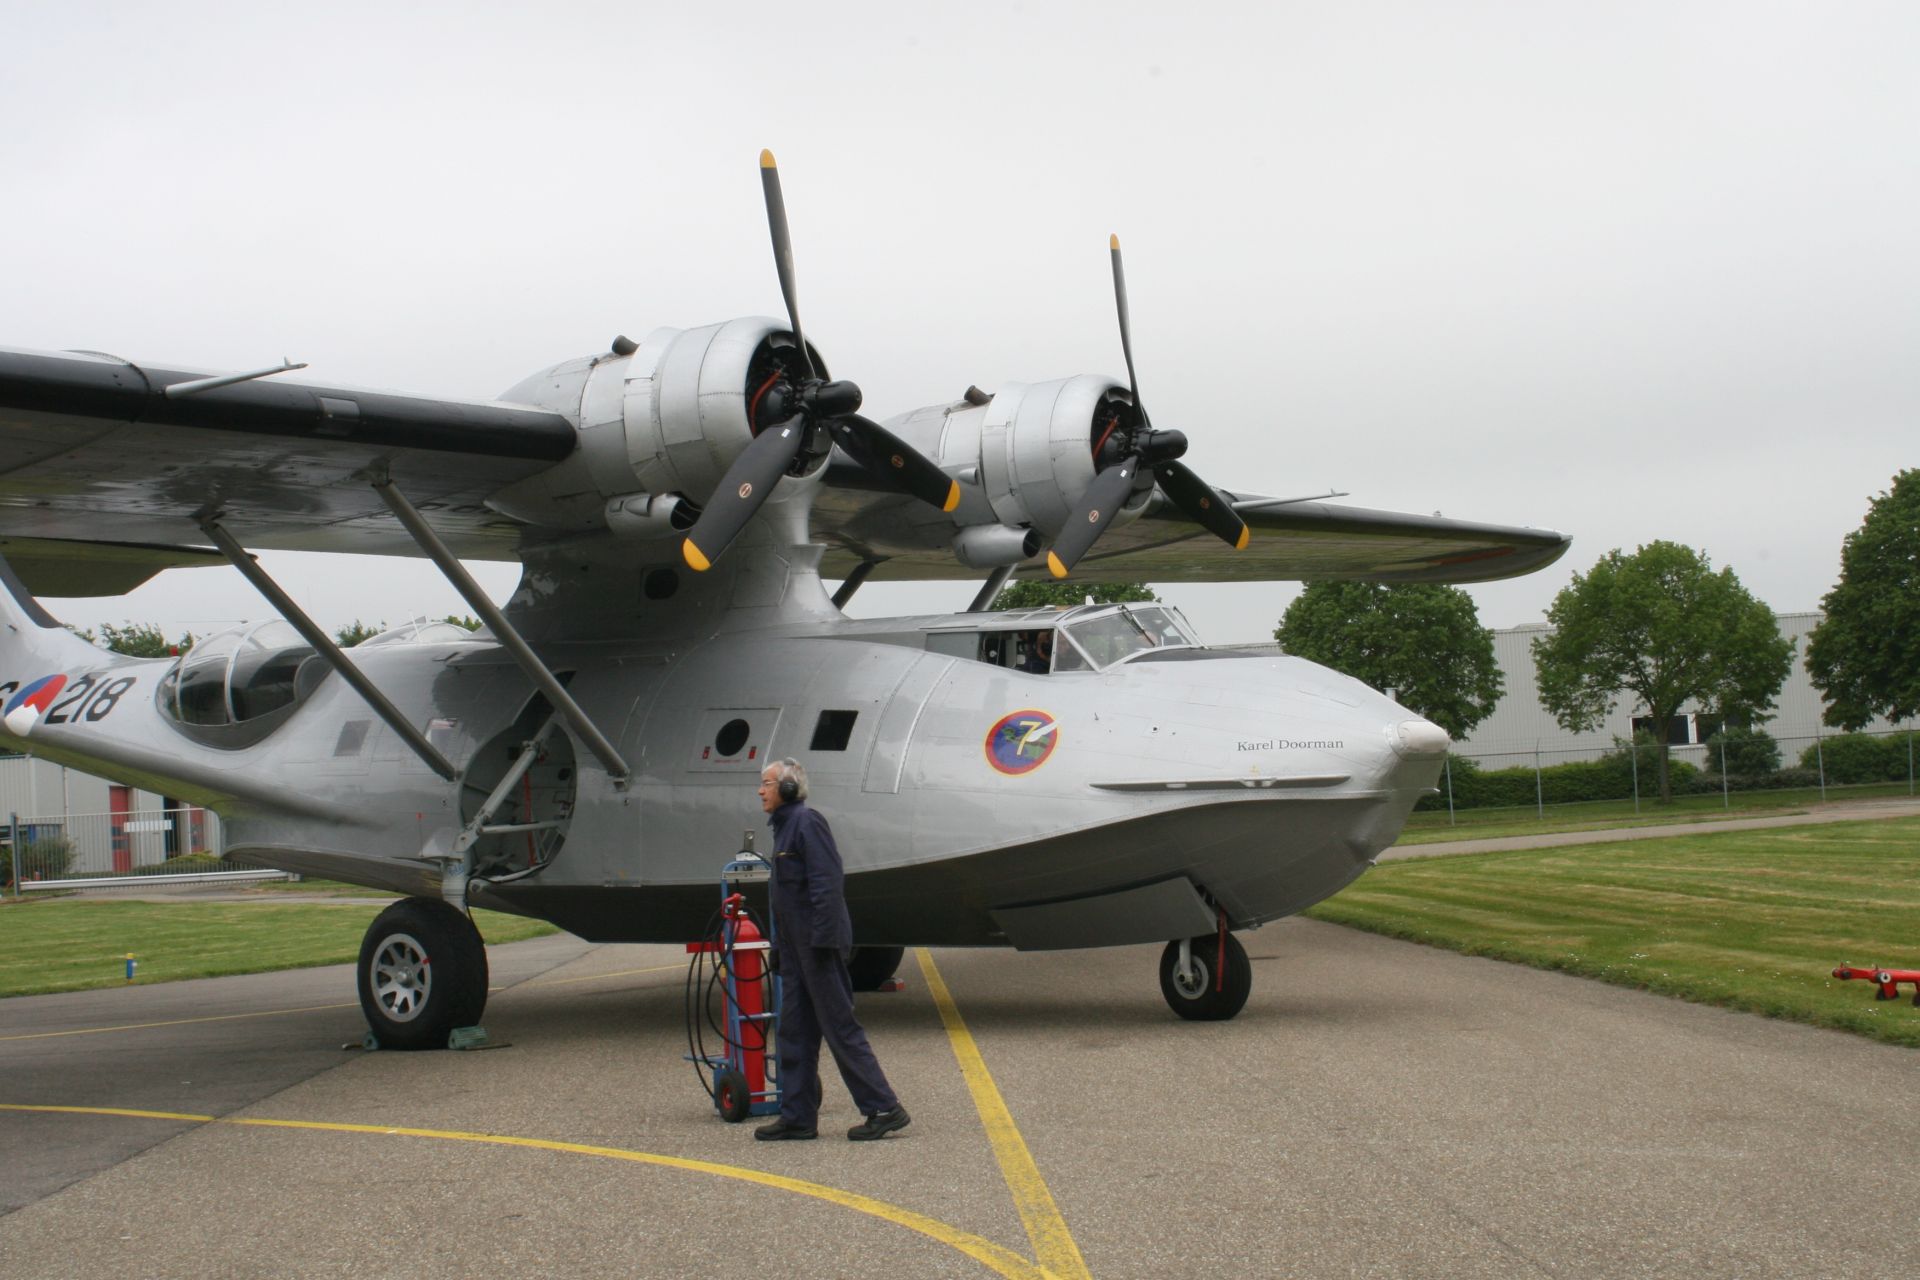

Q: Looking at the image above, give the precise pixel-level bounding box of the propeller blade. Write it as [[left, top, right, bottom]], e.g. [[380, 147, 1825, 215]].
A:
[[1155, 459, 1250, 550], [833, 414, 961, 513], [1109, 234, 1142, 415], [759, 149, 816, 380], [681, 414, 807, 571], [1046, 460, 1139, 578]]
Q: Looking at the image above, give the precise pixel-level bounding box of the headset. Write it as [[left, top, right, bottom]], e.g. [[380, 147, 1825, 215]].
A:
[[775, 757, 805, 803]]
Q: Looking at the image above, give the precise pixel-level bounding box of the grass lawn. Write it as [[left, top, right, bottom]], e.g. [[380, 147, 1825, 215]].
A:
[[1399, 781, 1916, 845], [1308, 816, 1920, 1048], [0, 898, 557, 997]]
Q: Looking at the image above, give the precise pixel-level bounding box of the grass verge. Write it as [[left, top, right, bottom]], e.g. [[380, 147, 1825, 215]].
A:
[[1398, 783, 1916, 845], [1307, 815, 1920, 1048], [0, 898, 557, 997]]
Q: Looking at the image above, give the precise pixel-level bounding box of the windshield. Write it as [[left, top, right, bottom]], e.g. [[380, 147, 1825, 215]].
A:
[[1057, 605, 1199, 670]]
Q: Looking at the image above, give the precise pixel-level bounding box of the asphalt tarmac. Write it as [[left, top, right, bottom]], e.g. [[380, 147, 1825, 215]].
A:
[[4, 903, 1919, 1277]]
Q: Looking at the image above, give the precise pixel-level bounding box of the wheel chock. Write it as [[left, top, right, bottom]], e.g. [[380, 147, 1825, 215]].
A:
[[448, 1025, 502, 1050]]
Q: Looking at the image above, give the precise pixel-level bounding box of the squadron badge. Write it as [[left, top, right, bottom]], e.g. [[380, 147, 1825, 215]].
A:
[[985, 709, 1059, 776]]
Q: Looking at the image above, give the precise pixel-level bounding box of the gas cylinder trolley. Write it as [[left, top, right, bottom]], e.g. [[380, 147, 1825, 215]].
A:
[[684, 842, 782, 1121]]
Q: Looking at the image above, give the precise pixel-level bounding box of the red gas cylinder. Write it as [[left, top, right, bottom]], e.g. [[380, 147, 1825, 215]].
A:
[[725, 909, 769, 1097]]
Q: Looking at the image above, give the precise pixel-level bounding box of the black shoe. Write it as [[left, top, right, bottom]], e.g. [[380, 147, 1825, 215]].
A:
[[753, 1119, 817, 1141], [847, 1106, 911, 1141]]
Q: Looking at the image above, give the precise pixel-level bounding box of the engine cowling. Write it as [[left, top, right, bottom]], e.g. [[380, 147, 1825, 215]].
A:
[[918, 374, 1151, 540], [487, 317, 826, 532]]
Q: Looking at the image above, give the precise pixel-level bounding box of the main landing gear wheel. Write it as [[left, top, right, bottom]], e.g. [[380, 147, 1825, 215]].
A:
[[1159, 932, 1251, 1021], [358, 897, 489, 1050], [847, 945, 906, 992]]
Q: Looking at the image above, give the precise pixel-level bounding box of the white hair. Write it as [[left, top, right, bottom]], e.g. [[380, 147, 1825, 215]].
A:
[[767, 756, 808, 801]]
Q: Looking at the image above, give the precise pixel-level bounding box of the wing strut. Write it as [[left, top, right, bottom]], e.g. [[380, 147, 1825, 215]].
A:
[[370, 476, 633, 785], [830, 559, 879, 610], [968, 565, 1015, 612], [196, 516, 459, 781]]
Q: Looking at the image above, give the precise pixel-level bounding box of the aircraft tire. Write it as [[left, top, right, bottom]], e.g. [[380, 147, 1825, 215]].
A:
[[1158, 932, 1251, 1021], [846, 945, 906, 992], [357, 897, 489, 1050], [713, 1067, 752, 1123]]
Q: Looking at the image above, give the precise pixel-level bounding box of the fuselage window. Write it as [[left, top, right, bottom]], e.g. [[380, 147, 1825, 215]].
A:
[[810, 710, 859, 751], [714, 718, 751, 756]]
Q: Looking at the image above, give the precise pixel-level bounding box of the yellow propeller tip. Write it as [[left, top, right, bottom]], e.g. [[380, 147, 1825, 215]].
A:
[[1235, 526, 1250, 551], [1110, 233, 1120, 250], [1047, 552, 1069, 580], [942, 481, 961, 513], [760, 149, 777, 168], [682, 540, 712, 572]]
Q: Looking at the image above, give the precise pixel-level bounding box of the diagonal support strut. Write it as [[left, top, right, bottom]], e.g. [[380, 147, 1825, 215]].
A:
[[369, 475, 632, 785], [196, 516, 458, 781]]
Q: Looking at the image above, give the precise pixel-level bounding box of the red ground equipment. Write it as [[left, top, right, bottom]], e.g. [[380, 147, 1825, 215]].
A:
[[685, 856, 781, 1121], [1832, 965, 1920, 1005]]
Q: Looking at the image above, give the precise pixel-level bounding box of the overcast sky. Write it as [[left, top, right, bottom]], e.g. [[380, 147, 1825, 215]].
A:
[[6, 1, 1915, 646]]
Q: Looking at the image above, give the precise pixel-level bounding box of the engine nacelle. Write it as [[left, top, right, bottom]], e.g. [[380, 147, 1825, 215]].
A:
[[487, 317, 824, 532], [919, 374, 1151, 539]]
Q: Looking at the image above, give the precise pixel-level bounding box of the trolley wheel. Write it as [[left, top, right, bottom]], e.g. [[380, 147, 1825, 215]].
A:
[[714, 1067, 752, 1122]]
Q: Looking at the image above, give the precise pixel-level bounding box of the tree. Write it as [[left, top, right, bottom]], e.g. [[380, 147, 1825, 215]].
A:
[[1532, 542, 1793, 802], [994, 581, 1159, 610], [76, 621, 194, 657], [1273, 582, 1503, 739], [335, 620, 385, 648], [1805, 469, 1920, 730]]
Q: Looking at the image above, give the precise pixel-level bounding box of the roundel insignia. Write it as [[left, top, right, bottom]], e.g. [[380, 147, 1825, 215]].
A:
[[1199, 496, 1211, 509], [6, 674, 65, 716], [738, 482, 753, 499], [985, 709, 1059, 776], [1087, 510, 1100, 523], [890, 454, 905, 469]]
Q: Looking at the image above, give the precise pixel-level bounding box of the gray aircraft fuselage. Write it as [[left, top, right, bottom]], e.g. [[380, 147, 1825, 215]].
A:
[[1, 528, 1446, 954]]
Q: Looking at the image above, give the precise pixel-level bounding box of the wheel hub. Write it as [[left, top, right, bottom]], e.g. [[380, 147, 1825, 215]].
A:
[[370, 931, 431, 1022], [1172, 956, 1211, 1000]]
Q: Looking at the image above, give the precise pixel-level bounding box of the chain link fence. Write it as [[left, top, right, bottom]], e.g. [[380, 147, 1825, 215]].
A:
[[1427, 726, 1919, 824], [2, 806, 291, 892]]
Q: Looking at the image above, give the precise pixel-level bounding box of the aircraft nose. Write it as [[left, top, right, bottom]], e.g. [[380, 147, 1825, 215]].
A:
[[1386, 718, 1450, 759]]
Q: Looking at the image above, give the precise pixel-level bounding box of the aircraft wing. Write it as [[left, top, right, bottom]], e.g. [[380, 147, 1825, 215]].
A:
[[0, 347, 575, 594], [815, 487, 1571, 585]]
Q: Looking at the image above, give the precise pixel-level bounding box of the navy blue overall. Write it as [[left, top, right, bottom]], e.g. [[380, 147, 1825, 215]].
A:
[[767, 800, 899, 1127]]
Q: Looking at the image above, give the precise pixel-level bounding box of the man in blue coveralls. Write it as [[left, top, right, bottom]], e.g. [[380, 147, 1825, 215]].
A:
[[753, 757, 911, 1142]]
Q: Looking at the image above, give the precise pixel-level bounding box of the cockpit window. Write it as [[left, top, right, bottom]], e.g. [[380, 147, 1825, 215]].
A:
[[159, 620, 325, 742], [1057, 605, 1200, 670]]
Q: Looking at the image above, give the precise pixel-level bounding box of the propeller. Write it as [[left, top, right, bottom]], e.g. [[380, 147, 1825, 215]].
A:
[[1044, 235, 1250, 578], [681, 151, 960, 572]]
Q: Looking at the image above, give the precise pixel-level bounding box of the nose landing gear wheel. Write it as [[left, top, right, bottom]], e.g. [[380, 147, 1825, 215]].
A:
[[847, 945, 905, 992], [1159, 931, 1251, 1021], [357, 897, 489, 1050]]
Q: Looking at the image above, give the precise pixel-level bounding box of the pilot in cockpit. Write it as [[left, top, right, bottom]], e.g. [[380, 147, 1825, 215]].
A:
[[1019, 630, 1053, 674]]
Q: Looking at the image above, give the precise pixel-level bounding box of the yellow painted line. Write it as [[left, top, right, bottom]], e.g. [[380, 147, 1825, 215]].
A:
[[0, 1002, 358, 1042], [0, 1104, 1047, 1280], [917, 949, 1093, 1280]]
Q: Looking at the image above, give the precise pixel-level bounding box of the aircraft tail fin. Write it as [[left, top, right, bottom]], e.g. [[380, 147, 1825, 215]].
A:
[[0, 555, 117, 731]]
